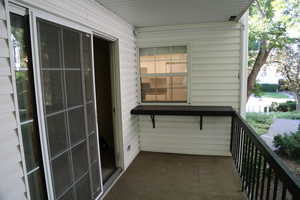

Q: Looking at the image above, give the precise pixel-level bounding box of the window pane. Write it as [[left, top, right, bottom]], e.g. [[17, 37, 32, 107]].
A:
[[89, 133, 99, 163], [52, 152, 72, 197], [141, 76, 187, 102], [167, 61, 187, 73], [82, 34, 92, 70], [16, 71, 34, 122], [91, 162, 101, 197], [85, 70, 94, 102], [63, 29, 81, 68], [68, 107, 86, 145], [47, 113, 68, 157], [28, 170, 47, 200], [10, 13, 31, 69], [139, 46, 187, 102], [65, 70, 83, 108], [155, 47, 171, 61], [76, 174, 91, 200], [38, 20, 61, 68], [21, 122, 42, 171], [86, 103, 96, 134], [42, 70, 64, 114], [72, 141, 88, 180], [140, 60, 155, 74]]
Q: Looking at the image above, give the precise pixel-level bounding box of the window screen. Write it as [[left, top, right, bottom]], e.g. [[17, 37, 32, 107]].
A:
[[139, 46, 188, 102], [37, 19, 102, 200]]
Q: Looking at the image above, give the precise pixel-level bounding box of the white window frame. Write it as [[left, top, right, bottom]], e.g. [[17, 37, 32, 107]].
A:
[[137, 43, 192, 105]]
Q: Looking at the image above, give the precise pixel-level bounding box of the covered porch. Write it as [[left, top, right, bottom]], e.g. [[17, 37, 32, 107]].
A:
[[104, 152, 245, 200]]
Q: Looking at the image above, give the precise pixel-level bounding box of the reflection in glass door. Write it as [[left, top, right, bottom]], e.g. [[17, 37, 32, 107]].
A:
[[37, 19, 102, 200], [10, 11, 47, 200]]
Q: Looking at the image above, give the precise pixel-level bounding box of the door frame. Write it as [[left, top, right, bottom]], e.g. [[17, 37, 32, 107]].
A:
[[92, 33, 124, 170]]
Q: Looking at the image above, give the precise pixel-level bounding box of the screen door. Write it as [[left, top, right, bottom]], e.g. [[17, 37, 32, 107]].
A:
[[36, 18, 102, 200]]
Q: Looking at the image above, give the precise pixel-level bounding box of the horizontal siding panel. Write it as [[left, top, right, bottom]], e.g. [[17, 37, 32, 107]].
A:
[[190, 90, 239, 96], [191, 70, 239, 77], [0, 20, 8, 38], [192, 83, 239, 90], [0, 94, 14, 112], [192, 57, 239, 64], [192, 50, 240, 58], [0, 1, 5, 20], [0, 39, 9, 57], [192, 64, 238, 71], [0, 57, 11, 75], [192, 44, 240, 51], [192, 77, 239, 84]]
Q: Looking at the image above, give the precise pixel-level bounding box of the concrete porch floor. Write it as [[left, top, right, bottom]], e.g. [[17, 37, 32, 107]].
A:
[[104, 152, 246, 200]]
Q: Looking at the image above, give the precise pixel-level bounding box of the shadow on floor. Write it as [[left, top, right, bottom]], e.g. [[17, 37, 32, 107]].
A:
[[104, 151, 246, 200]]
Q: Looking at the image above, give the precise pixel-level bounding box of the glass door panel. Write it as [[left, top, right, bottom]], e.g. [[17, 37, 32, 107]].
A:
[[37, 18, 102, 200]]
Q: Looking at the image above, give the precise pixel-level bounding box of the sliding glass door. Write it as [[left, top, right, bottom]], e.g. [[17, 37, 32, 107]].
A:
[[36, 18, 102, 200]]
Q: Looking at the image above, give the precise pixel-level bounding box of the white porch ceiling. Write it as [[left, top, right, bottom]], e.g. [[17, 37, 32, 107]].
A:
[[97, 0, 253, 27]]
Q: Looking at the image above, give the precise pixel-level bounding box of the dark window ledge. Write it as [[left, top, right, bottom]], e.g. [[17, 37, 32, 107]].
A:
[[131, 105, 236, 117]]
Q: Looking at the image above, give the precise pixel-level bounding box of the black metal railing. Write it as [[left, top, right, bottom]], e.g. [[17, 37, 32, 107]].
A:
[[230, 113, 300, 200]]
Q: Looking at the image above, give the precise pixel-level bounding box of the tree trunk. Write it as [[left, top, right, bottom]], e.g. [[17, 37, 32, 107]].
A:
[[247, 42, 271, 100]]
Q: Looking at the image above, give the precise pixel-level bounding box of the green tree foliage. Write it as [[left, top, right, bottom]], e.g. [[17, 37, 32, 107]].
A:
[[248, 0, 300, 99]]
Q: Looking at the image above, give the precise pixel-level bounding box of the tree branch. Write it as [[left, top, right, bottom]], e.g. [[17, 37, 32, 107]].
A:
[[255, 0, 266, 19]]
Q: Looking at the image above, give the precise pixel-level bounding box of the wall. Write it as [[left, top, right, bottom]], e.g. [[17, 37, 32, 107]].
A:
[[136, 23, 244, 156], [0, 0, 26, 199], [1, 0, 139, 199]]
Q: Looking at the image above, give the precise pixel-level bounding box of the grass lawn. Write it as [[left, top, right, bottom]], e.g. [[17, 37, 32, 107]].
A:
[[260, 92, 291, 99], [246, 112, 273, 135], [246, 112, 300, 135]]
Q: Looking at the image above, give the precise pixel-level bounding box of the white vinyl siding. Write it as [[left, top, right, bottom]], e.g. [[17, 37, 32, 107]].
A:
[[0, 0, 26, 199], [1, 0, 139, 198], [136, 23, 242, 156]]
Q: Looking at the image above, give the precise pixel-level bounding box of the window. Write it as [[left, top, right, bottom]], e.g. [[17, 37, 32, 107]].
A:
[[139, 46, 188, 103], [37, 19, 102, 200], [10, 12, 47, 200]]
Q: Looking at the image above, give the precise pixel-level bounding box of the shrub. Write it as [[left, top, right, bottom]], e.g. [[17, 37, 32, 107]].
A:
[[273, 112, 300, 120], [258, 84, 279, 92], [277, 101, 296, 112], [273, 125, 300, 162]]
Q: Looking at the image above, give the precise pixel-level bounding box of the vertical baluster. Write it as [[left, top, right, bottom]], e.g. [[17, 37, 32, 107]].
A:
[[260, 159, 267, 200], [266, 165, 272, 200], [273, 176, 278, 200], [241, 133, 247, 186], [250, 148, 258, 200], [248, 143, 254, 197], [242, 133, 250, 191], [230, 117, 234, 153], [281, 185, 287, 200], [231, 118, 236, 162], [235, 123, 241, 169], [238, 128, 244, 173], [245, 138, 252, 194], [254, 152, 262, 200]]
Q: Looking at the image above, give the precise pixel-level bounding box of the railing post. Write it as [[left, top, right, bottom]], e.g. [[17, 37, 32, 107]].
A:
[[230, 116, 235, 153]]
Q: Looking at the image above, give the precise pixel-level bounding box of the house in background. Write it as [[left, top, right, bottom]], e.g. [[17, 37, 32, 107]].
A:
[[0, 0, 299, 200], [256, 64, 283, 85]]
